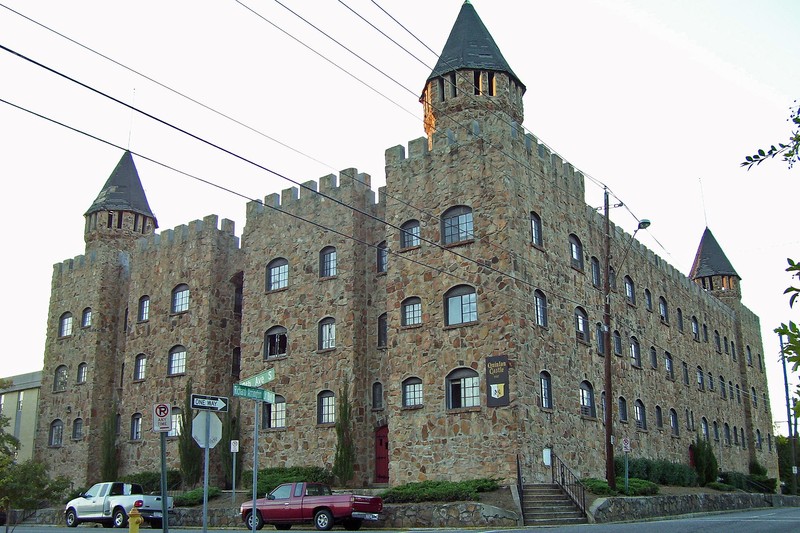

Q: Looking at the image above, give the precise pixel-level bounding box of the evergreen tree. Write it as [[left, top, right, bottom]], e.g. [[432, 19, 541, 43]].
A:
[[332, 383, 355, 487], [178, 379, 202, 487], [692, 438, 718, 486], [100, 408, 119, 481], [221, 402, 242, 489]]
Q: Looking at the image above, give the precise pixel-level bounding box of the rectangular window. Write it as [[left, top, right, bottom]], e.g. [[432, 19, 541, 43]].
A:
[[169, 350, 186, 375], [443, 212, 474, 244], [403, 382, 423, 407], [450, 376, 479, 409], [269, 263, 288, 290], [403, 301, 422, 326], [447, 292, 477, 325], [263, 401, 286, 429]]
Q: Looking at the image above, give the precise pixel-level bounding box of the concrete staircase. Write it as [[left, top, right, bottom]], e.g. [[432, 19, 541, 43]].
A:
[[520, 483, 588, 526]]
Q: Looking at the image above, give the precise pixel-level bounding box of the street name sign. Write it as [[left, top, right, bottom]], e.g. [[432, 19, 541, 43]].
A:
[[153, 403, 171, 432], [192, 411, 223, 449], [238, 368, 275, 388], [233, 383, 275, 403], [191, 393, 228, 412]]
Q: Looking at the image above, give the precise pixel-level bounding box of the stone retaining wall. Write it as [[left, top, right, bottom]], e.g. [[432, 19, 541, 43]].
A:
[[589, 493, 800, 523]]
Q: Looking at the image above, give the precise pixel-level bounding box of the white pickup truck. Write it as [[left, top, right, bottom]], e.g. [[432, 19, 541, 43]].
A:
[[64, 481, 173, 528]]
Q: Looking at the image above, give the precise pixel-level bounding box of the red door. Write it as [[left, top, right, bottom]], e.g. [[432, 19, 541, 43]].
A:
[[375, 426, 389, 483]]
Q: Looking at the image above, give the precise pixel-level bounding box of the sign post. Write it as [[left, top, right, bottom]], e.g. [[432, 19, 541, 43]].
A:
[[622, 437, 632, 493], [153, 404, 171, 533], [191, 395, 226, 533], [231, 440, 239, 504]]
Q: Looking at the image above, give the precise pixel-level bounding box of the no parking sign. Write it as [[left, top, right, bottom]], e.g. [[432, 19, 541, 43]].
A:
[[153, 403, 171, 432]]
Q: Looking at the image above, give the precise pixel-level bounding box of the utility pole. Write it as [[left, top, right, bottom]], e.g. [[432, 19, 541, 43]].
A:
[[780, 333, 797, 495], [603, 188, 616, 489]]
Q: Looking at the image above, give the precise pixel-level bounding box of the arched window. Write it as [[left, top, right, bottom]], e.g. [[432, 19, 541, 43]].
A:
[[696, 366, 705, 390], [54, 365, 68, 392], [618, 397, 628, 422], [318, 317, 336, 350], [266, 258, 289, 291], [574, 307, 589, 343], [756, 429, 763, 450], [377, 313, 388, 348], [372, 382, 384, 410], [609, 267, 617, 290], [265, 326, 288, 358], [444, 285, 477, 326], [319, 247, 337, 277], [741, 427, 746, 449], [376, 242, 388, 273], [134, 354, 147, 380], [746, 345, 753, 366], [400, 219, 421, 248], [665, 352, 674, 379], [655, 406, 663, 428], [634, 400, 646, 430], [72, 418, 84, 440], [701, 417, 709, 441], [734, 426, 739, 445], [171, 284, 190, 313], [77, 362, 88, 384], [624, 276, 635, 305], [262, 396, 287, 429], [752, 387, 758, 408], [677, 308, 684, 331], [446, 368, 480, 409], [720, 376, 727, 399], [612, 330, 622, 355], [81, 307, 93, 328], [596, 323, 605, 355], [724, 423, 731, 445], [644, 289, 652, 311], [568, 234, 584, 270], [659, 297, 669, 323], [168, 407, 182, 437], [650, 346, 658, 369], [708, 372, 714, 391], [669, 409, 679, 436], [317, 391, 335, 424], [49, 419, 64, 446], [168, 345, 187, 375], [591, 257, 602, 288], [138, 296, 150, 321], [59, 312, 73, 337], [702, 324, 709, 342], [131, 413, 143, 440], [713, 421, 720, 441], [540, 371, 552, 409], [724, 336, 729, 354], [691, 316, 699, 341], [714, 330, 722, 353], [442, 205, 474, 245], [731, 341, 737, 360], [402, 377, 423, 407], [530, 211, 543, 247], [534, 290, 548, 327], [579, 381, 595, 417], [736, 384, 741, 404], [401, 297, 422, 326], [630, 336, 641, 367]]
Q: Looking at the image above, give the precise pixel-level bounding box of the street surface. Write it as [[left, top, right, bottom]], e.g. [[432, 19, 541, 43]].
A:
[[9, 506, 800, 533]]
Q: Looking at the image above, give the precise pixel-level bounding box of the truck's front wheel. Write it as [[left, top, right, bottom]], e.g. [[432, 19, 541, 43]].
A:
[[65, 508, 79, 528], [246, 511, 264, 530], [314, 510, 333, 531]]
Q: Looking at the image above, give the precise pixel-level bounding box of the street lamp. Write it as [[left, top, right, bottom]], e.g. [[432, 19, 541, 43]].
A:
[[602, 187, 650, 489]]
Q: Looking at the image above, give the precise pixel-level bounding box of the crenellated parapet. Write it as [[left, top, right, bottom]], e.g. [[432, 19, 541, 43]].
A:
[[134, 214, 239, 253]]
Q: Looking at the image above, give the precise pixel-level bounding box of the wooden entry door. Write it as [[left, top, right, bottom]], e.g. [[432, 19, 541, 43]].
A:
[[375, 426, 389, 483]]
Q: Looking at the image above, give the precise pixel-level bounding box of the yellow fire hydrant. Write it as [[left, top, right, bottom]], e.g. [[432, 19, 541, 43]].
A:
[[128, 507, 145, 533]]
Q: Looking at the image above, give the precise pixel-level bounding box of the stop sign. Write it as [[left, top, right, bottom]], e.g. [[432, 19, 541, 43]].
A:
[[191, 411, 223, 449]]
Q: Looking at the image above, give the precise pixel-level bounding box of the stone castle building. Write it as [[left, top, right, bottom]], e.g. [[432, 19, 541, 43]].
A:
[[36, 2, 776, 489]]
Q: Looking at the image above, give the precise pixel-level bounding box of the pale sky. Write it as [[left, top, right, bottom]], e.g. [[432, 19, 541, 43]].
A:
[[0, 1, 797, 434]]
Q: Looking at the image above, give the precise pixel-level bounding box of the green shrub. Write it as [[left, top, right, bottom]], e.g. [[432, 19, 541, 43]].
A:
[[749, 475, 778, 493], [692, 440, 718, 486], [379, 479, 499, 503], [706, 481, 736, 492], [749, 460, 768, 477], [120, 470, 182, 493], [173, 487, 222, 507], [614, 457, 697, 486], [622, 478, 659, 496], [720, 471, 748, 490], [582, 478, 617, 496]]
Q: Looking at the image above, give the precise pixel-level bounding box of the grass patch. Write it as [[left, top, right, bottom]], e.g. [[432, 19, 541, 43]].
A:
[[380, 478, 499, 503], [706, 482, 736, 492], [173, 487, 221, 506]]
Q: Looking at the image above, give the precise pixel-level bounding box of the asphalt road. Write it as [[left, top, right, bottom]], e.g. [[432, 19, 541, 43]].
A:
[[9, 507, 800, 533]]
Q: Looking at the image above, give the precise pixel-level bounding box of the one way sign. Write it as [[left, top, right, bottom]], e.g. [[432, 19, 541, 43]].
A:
[[191, 393, 228, 412]]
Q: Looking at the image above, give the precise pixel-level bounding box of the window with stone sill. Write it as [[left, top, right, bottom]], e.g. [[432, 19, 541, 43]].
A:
[[54, 365, 68, 392], [168, 408, 182, 437], [138, 296, 150, 322], [376, 241, 388, 274], [618, 396, 628, 422], [591, 257, 602, 288], [76, 362, 88, 384], [540, 371, 553, 410], [49, 419, 64, 447], [579, 380, 595, 418], [265, 326, 288, 359], [444, 285, 477, 326], [629, 336, 641, 367], [534, 290, 548, 328], [59, 312, 73, 337], [612, 330, 622, 355], [568, 234, 584, 271], [400, 219, 421, 249], [644, 289, 653, 312], [81, 307, 92, 328], [318, 317, 336, 351], [319, 247, 337, 278], [441, 205, 474, 245], [634, 399, 647, 430], [530, 211, 543, 248], [655, 406, 663, 429], [72, 418, 84, 440], [402, 377, 423, 408], [134, 354, 147, 380], [317, 391, 335, 425], [446, 368, 480, 410], [401, 297, 422, 327], [262, 397, 286, 429], [658, 297, 669, 324], [624, 276, 636, 306], [372, 382, 384, 410], [574, 307, 589, 344], [171, 284, 190, 314], [168, 345, 186, 376], [377, 313, 388, 348], [266, 258, 289, 291], [669, 408, 679, 437]]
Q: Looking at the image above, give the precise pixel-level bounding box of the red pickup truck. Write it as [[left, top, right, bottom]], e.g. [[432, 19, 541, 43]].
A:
[[240, 482, 382, 531]]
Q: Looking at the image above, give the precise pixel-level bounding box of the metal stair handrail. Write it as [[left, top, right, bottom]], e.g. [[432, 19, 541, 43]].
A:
[[551, 452, 587, 516]]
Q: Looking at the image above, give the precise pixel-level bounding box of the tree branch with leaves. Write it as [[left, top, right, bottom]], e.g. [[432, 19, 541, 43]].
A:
[[742, 101, 800, 170]]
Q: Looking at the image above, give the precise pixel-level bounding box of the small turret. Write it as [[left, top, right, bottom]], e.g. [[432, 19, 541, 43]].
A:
[[689, 227, 741, 300], [84, 151, 158, 252], [420, 1, 525, 143]]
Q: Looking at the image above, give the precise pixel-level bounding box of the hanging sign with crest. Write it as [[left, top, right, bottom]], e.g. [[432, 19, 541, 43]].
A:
[[486, 355, 510, 407]]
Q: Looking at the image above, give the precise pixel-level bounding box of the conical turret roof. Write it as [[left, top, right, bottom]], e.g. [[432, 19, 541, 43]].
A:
[[689, 227, 739, 280], [85, 151, 157, 226], [426, 1, 524, 91]]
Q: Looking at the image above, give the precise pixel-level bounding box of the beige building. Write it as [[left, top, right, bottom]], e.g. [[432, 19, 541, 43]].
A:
[[36, 2, 776, 489], [1, 371, 42, 462]]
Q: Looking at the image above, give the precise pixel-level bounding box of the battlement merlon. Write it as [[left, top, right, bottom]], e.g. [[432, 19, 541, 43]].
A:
[[134, 214, 239, 252]]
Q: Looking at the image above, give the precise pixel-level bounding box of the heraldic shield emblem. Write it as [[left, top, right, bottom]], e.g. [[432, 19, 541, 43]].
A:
[[486, 355, 510, 406]]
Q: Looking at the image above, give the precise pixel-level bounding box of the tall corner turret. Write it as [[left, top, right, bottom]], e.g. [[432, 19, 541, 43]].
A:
[[420, 0, 525, 143], [689, 227, 741, 300], [84, 151, 158, 252]]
